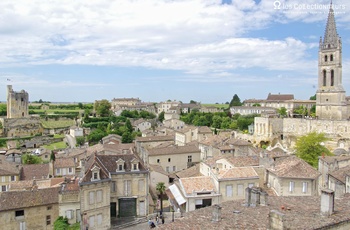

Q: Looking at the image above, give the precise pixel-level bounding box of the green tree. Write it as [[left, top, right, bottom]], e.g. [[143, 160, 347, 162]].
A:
[[76, 136, 85, 146], [87, 129, 107, 145], [212, 115, 222, 129], [158, 111, 165, 123], [190, 100, 197, 104], [310, 105, 316, 117], [294, 105, 308, 116], [122, 131, 133, 143], [156, 182, 166, 215], [50, 151, 56, 162], [252, 103, 261, 107], [278, 107, 287, 117], [309, 94, 316, 100], [0, 120, 3, 129], [0, 104, 6, 116], [78, 102, 83, 109], [237, 115, 257, 131], [54, 216, 69, 230], [125, 119, 133, 133], [22, 154, 43, 164], [229, 94, 242, 107], [94, 99, 111, 117], [294, 132, 332, 168]]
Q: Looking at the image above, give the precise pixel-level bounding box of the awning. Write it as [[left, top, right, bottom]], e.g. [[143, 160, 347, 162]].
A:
[[169, 184, 186, 205]]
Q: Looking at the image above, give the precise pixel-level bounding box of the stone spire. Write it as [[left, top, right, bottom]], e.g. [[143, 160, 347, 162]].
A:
[[323, 1, 339, 48]]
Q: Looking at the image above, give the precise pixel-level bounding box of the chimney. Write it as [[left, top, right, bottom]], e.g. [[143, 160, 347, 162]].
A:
[[245, 187, 251, 206], [212, 204, 222, 222], [320, 189, 334, 216], [269, 210, 284, 230], [250, 187, 261, 207], [260, 191, 268, 206]]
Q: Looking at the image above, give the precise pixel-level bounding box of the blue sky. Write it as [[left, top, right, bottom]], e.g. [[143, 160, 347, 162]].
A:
[[1, 0, 350, 103]]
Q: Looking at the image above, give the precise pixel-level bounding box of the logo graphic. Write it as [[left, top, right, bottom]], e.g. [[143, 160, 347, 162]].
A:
[[274, 0, 281, 10]]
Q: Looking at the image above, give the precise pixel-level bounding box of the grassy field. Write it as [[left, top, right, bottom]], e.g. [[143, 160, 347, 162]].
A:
[[40, 119, 75, 129], [32, 109, 83, 114], [42, 141, 67, 150], [202, 104, 229, 109]]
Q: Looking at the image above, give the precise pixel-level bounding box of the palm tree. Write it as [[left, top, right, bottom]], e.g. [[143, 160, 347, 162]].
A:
[[156, 182, 166, 215]]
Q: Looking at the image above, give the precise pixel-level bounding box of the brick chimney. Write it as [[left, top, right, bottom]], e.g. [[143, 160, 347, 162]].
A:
[[320, 189, 334, 216]]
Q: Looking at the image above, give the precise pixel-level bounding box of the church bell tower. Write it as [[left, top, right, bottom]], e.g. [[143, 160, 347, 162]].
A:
[[316, 2, 347, 120]]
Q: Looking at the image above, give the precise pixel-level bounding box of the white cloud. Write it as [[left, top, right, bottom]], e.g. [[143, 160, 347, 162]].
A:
[[0, 0, 348, 77]]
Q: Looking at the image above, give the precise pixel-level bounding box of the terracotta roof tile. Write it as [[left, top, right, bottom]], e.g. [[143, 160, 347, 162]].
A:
[[135, 135, 174, 142], [0, 155, 20, 176], [180, 176, 216, 194], [54, 157, 75, 168], [0, 187, 60, 211], [267, 156, 320, 179], [157, 195, 350, 230], [319, 155, 350, 164], [266, 93, 294, 101], [328, 166, 350, 184], [218, 167, 259, 180], [148, 145, 200, 156], [225, 156, 259, 167], [20, 164, 50, 180], [176, 164, 202, 178]]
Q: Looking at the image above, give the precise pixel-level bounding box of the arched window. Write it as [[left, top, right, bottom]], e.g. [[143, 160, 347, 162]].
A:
[[330, 54, 333, 61], [325, 55, 328, 62], [331, 70, 334, 86], [323, 70, 327, 86]]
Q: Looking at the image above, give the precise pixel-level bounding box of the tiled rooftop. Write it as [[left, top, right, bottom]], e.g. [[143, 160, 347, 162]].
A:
[[20, 163, 50, 180], [157, 194, 350, 230], [0, 155, 20, 176], [180, 176, 216, 194], [267, 156, 320, 179], [217, 167, 258, 180], [148, 145, 200, 156], [328, 165, 350, 184], [0, 187, 60, 211], [176, 164, 202, 178], [135, 135, 174, 142], [54, 157, 75, 168], [225, 156, 259, 167], [319, 155, 350, 164]]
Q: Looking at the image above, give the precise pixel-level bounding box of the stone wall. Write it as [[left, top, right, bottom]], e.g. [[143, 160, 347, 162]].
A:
[[2, 116, 43, 137], [253, 117, 350, 151]]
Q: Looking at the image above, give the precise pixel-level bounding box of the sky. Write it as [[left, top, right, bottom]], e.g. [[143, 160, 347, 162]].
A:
[[1, 0, 350, 104]]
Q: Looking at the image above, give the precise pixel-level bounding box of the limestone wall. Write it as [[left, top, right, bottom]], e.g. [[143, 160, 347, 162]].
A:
[[253, 117, 350, 151], [2, 117, 43, 137]]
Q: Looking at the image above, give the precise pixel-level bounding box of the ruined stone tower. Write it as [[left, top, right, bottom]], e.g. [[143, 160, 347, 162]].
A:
[[7, 85, 29, 118], [316, 3, 347, 120]]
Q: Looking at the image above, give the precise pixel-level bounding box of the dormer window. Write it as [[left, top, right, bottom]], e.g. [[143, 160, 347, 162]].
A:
[[131, 158, 140, 171], [116, 158, 125, 172], [91, 165, 100, 182]]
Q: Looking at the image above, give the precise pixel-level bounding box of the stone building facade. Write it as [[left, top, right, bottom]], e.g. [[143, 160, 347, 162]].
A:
[[7, 85, 29, 119]]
